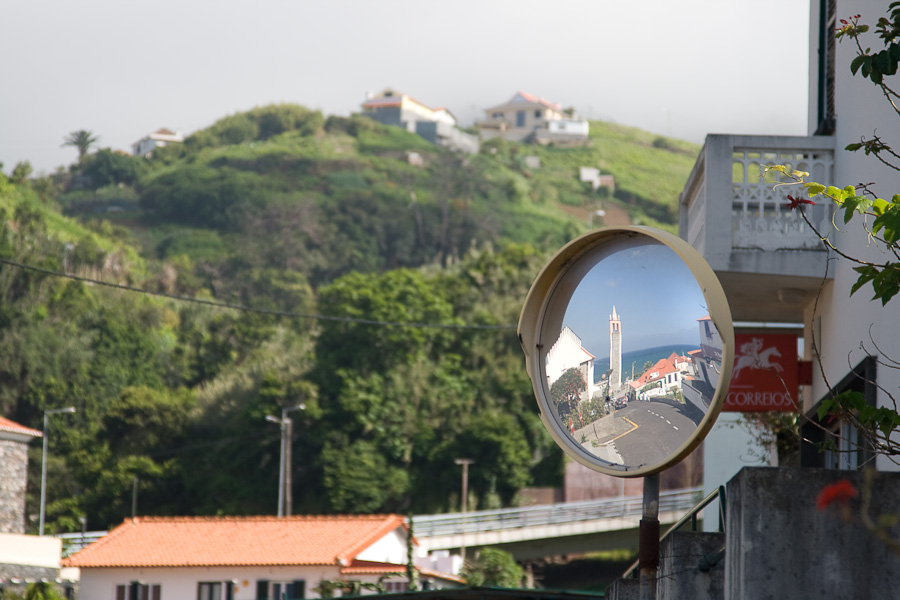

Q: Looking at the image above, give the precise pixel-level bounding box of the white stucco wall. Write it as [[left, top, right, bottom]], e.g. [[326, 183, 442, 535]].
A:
[[0, 532, 62, 568], [355, 528, 407, 564], [805, 0, 900, 471], [77, 565, 373, 600]]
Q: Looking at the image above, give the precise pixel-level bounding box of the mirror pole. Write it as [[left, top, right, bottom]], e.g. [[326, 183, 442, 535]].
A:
[[639, 473, 660, 600]]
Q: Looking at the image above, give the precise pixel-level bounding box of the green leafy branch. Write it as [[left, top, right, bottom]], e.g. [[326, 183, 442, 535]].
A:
[[764, 166, 900, 305]]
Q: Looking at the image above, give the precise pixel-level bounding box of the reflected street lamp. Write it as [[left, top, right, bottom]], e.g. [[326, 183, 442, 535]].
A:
[[40, 406, 76, 536], [266, 404, 306, 517]]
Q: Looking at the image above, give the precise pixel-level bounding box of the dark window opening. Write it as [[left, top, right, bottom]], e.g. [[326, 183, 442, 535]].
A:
[[801, 356, 876, 468], [815, 0, 836, 135]]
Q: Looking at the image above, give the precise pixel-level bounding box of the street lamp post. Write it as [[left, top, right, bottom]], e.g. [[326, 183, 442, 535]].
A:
[[454, 458, 474, 563], [40, 406, 76, 536], [266, 404, 306, 517]]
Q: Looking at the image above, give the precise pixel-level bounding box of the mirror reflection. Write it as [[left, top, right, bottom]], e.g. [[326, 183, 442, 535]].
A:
[[542, 242, 723, 471]]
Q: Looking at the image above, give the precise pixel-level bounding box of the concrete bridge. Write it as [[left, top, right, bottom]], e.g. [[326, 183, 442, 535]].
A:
[[412, 488, 704, 560]]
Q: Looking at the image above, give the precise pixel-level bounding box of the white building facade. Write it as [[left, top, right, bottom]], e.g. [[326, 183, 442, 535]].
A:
[[678, 0, 900, 524]]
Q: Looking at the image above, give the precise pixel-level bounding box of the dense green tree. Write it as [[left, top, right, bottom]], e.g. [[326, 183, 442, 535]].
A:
[[82, 149, 143, 187], [462, 547, 525, 588], [140, 165, 271, 229], [10, 161, 33, 184], [550, 368, 586, 417]]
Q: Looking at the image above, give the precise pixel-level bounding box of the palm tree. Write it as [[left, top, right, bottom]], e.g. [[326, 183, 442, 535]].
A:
[[62, 129, 99, 164]]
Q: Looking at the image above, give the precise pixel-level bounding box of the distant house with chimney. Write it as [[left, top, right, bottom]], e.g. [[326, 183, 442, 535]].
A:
[[478, 92, 589, 145], [132, 128, 184, 158], [361, 89, 478, 154]]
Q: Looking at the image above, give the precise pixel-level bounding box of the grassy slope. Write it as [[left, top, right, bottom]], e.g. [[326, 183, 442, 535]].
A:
[[529, 121, 700, 231]]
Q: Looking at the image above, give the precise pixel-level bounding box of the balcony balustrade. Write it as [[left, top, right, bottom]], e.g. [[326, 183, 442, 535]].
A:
[[679, 135, 836, 322]]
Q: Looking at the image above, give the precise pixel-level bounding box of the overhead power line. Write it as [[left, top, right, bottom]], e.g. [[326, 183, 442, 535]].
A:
[[0, 257, 516, 331]]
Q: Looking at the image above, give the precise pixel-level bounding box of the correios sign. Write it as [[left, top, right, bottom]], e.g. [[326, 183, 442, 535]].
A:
[[724, 333, 798, 412]]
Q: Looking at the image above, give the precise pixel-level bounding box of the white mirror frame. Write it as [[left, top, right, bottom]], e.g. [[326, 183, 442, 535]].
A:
[[518, 226, 734, 477]]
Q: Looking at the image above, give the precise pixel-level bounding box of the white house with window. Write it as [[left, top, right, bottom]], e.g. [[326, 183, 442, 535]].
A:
[[478, 92, 588, 144], [132, 128, 184, 158], [63, 515, 462, 600]]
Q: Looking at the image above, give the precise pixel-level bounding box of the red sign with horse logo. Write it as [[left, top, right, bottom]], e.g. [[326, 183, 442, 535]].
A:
[[723, 333, 798, 412]]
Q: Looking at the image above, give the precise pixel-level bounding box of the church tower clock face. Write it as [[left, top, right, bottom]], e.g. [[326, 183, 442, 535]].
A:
[[519, 227, 733, 477]]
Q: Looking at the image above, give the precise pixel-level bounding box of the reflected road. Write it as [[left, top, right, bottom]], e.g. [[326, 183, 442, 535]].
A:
[[573, 399, 697, 468]]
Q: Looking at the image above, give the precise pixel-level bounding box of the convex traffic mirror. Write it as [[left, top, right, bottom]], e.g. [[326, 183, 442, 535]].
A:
[[519, 227, 734, 477]]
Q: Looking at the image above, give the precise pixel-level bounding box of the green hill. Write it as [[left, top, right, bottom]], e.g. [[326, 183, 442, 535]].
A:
[[0, 105, 700, 531], [58, 105, 698, 290]]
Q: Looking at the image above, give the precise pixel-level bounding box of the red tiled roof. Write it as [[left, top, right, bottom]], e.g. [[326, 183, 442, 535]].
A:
[[63, 515, 408, 568], [341, 560, 407, 575], [512, 91, 562, 110], [362, 98, 403, 108], [0, 416, 41, 438]]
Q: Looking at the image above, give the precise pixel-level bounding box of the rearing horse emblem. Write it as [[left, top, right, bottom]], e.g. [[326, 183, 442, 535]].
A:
[[732, 337, 783, 380]]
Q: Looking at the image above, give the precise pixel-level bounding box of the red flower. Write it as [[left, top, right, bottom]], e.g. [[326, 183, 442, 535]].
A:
[[816, 479, 858, 511], [784, 195, 816, 210]]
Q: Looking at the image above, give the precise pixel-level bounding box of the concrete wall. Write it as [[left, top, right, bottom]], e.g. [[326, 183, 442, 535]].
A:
[[726, 467, 900, 599], [0, 438, 29, 534], [0, 532, 61, 582], [802, 0, 900, 472], [658, 532, 724, 600]]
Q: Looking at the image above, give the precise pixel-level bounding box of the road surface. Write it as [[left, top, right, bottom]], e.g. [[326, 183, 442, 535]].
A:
[[573, 399, 697, 469]]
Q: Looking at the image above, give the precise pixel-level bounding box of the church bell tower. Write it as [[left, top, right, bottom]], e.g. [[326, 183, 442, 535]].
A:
[[609, 306, 622, 388]]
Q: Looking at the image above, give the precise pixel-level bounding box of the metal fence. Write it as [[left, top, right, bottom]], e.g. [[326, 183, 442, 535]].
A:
[[411, 488, 704, 537], [57, 531, 108, 557]]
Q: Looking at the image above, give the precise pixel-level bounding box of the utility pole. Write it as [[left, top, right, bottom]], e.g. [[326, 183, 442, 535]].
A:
[[284, 416, 294, 516], [266, 404, 305, 518], [454, 458, 475, 563], [40, 407, 76, 536]]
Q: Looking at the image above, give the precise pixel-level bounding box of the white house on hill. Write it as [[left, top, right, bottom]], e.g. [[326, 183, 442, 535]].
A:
[[478, 92, 588, 145], [361, 89, 478, 154], [132, 128, 184, 158]]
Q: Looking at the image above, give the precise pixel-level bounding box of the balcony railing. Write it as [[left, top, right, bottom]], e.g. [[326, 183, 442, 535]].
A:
[[730, 145, 834, 251], [682, 134, 837, 265], [679, 135, 837, 322]]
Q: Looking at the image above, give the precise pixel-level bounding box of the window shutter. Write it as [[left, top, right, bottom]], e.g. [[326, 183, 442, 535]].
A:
[[256, 580, 269, 600], [291, 580, 305, 600]]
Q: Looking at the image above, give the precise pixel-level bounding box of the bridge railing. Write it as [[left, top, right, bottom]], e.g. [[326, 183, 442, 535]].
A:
[[411, 488, 703, 537]]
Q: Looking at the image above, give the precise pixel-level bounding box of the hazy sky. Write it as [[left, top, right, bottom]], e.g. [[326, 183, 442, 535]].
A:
[[562, 243, 709, 356], [2, 0, 810, 175]]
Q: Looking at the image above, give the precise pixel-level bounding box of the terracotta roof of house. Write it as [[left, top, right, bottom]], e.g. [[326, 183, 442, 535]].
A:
[[154, 128, 176, 135], [341, 560, 407, 575], [0, 416, 41, 438], [362, 90, 437, 113], [633, 356, 679, 387], [505, 91, 562, 110], [340, 561, 465, 584], [63, 514, 408, 568]]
